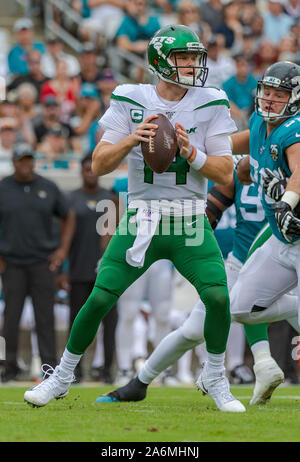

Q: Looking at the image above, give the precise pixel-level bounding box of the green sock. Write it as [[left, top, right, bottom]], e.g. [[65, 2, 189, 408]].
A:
[[244, 323, 269, 347]]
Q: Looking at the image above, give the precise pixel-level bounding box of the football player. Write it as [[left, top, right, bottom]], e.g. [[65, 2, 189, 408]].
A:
[[95, 61, 300, 406], [24, 25, 245, 412]]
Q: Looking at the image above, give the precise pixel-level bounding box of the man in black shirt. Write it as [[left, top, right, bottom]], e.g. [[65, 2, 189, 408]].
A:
[[0, 143, 75, 382], [64, 154, 118, 383], [7, 49, 48, 102], [32, 96, 80, 152]]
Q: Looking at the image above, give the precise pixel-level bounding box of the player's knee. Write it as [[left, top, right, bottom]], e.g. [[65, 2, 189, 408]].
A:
[[84, 286, 118, 317], [182, 318, 204, 343], [201, 286, 229, 312]]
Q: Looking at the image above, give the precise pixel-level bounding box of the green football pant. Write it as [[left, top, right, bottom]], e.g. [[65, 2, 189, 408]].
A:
[[67, 210, 231, 355], [243, 224, 272, 347]]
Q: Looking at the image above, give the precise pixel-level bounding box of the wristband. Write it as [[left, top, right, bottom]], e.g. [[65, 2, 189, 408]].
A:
[[228, 136, 233, 150], [281, 190, 300, 210], [186, 145, 196, 162], [188, 148, 207, 171]]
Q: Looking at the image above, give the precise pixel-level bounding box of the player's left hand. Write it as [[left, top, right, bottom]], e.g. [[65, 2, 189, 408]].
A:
[[262, 167, 288, 201], [175, 123, 191, 159], [272, 200, 300, 242]]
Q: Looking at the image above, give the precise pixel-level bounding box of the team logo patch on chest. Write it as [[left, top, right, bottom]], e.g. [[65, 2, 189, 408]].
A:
[[37, 190, 47, 199], [86, 200, 97, 210], [130, 109, 144, 123], [270, 144, 279, 161]]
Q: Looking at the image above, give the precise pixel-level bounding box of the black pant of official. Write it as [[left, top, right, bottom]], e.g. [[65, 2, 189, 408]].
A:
[[69, 281, 118, 381], [2, 261, 57, 380]]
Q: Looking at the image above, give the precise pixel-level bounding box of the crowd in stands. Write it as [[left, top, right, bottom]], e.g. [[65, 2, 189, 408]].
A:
[[0, 0, 299, 385], [0, 0, 298, 170]]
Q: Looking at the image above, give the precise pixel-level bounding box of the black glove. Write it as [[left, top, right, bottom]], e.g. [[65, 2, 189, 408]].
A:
[[272, 200, 300, 242], [262, 167, 288, 201]]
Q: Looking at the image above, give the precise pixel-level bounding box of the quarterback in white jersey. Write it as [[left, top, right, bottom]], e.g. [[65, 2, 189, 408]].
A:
[[24, 25, 245, 413]]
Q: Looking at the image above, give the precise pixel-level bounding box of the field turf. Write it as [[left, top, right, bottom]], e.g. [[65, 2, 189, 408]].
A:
[[0, 385, 300, 442]]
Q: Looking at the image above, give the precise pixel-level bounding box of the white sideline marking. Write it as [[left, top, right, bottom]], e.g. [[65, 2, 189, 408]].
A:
[[236, 395, 300, 400]]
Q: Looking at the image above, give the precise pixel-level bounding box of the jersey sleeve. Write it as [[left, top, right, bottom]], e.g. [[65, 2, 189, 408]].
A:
[[281, 120, 300, 151], [98, 93, 131, 137], [206, 95, 237, 137]]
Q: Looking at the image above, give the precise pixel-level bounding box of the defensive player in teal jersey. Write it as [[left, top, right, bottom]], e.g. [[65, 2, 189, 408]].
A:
[[24, 25, 245, 412], [96, 62, 300, 406]]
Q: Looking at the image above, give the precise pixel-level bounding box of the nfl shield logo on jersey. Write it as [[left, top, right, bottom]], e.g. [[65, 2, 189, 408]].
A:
[[270, 144, 279, 161]]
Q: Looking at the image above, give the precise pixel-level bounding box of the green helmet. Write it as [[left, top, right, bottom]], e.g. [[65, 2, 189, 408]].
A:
[[147, 24, 208, 88]]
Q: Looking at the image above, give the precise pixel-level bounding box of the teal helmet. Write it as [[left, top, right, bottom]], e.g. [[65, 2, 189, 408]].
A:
[[147, 24, 208, 88]]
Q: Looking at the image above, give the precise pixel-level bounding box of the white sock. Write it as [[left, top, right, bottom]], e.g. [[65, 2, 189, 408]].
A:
[[251, 341, 271, 364], [138, 327, 200, 384], [206, 352, 226, 373], [57, 348, 82, 381]]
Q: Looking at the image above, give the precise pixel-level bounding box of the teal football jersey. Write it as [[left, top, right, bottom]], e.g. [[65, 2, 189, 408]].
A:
[[249, 112, 300, 244], [232, 170, 267, 264]]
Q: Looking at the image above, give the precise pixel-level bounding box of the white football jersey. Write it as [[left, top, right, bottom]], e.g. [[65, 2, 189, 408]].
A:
[[99, 83, 236, 207]]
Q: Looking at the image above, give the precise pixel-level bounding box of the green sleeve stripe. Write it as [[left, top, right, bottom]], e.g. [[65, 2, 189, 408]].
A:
[[194, 99, 230, 111], [111, 94, 146, 108]]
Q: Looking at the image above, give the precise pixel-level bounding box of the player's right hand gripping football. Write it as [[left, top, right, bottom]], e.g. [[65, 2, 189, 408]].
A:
[[262, 167, 288, 201], [272, 200, 300, 242], [130, 115, 158, 146]]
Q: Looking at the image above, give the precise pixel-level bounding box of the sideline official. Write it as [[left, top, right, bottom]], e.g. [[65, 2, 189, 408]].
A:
[[0, 143, 74, 382]]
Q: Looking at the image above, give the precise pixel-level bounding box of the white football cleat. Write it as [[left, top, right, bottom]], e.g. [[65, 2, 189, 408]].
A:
[[24, 365, 74, 407], [196, 363, 246, 412], [250, 358, 284, 405]]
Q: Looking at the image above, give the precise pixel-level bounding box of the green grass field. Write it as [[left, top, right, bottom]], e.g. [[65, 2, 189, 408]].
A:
[[0, 385, 300, 442]]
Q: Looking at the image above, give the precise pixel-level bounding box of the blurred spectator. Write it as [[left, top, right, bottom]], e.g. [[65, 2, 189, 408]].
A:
[[239, 0, 258, 28], [8, 18, 46, 76], [223, 54, 257, 130], [284, 0, 300, 19], [40, 35, 80, 79], [78, 0, 125, 43], [32, 96, 81, 153], [0, 118, 17, 160], [78, 42, 103, 85], [199, 0, 223, 34], [36, 124, 77, 169], [262, 0, 294, 45], [69, 83, 101, 152], [7, 49, 48, 101], [177, 1, 208, 38], [116, 0, 161, 56], [151, 0, 178, 27], [250, 13, 265, 49], [233, 28, 258, 70], [0, 94, 35, 147], [205, 36, 235, 88], [253, 41, 278, 77], [16, 83, 39, 124], [277, 34, 298, 62], [62, 153, 118, 383], [40, 59, 79, 123], [215, 1, 244, 49], [0, 143, 74, 382], [98, 68, 118, 110]]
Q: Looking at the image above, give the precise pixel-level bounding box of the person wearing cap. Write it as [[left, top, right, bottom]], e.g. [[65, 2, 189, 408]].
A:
[[205, 36, 235, 89], [78, 42, 103, 86], [8, 18, 46, 76], [32, 95, 80, 154], [263, 0, 295, 45], [7, 49, 48, 101], [0, 143, 75, 382], [37, 123, 76, 168], [40, 35, 80, 79]]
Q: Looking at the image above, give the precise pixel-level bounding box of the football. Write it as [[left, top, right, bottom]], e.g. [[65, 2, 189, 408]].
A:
[[141, 113, 178, 174]]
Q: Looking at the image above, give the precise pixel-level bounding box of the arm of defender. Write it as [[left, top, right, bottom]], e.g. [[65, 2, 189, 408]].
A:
[[206, 177, 235, 229], [230, 130, 250, 155]]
